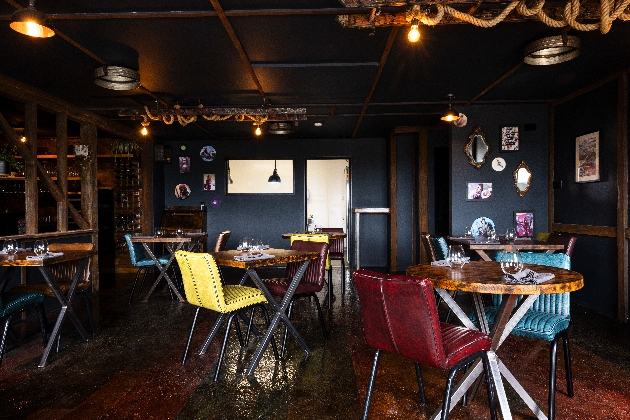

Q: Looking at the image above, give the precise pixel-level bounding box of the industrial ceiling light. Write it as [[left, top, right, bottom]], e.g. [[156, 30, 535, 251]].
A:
[[524, 34, 581, 65], [268, 160, 281, 183], [10, 0, 55, 38], [408, 18, 420, 42], [440, 94, 460, 122], [268, 122, 294, 135], [93, 66, 140, 90], [254, 123, 262, 136]]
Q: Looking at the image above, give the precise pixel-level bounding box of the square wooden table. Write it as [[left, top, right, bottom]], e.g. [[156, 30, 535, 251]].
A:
[[209, 248, 318, 376], [448, 236, 565, 261], [0, 249, 94, 367]]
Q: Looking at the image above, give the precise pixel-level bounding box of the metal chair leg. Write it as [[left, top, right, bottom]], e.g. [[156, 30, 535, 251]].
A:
[[481, 353, 498, 420], [549, 337, 559, 420], [327, 269, 333, 309], [562, 332, 574, 397], [35, 303, 48, 347], [0, 316, 14, 365], [362, 349, 381, 420], [245, 306, 255, 347], [214, 314, 236, 382], [414, 361, 427, 404], [341, 258, 346, 295], [281, 299, 296, 358], [312, 293, 327, 341], [128, 267, 144, 305], [182, 307, 201, 365], [234, 315, 244, 347], [137, 267, 150, 298]]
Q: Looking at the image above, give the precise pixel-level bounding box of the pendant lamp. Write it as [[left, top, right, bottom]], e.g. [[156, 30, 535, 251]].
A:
[[440, 94, 460, 122], [268, 160, 281, 183], [10, 0, 55, 38]]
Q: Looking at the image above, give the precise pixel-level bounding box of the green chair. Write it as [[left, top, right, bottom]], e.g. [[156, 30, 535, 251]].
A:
[[1, 290, 48, 365]]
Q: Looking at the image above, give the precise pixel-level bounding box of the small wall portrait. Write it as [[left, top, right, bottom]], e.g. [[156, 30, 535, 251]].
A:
[[203, 173, 216, 191], [514, 211, 534, 238], [179, 156, 191, 173], [467, 182, 493, 200]]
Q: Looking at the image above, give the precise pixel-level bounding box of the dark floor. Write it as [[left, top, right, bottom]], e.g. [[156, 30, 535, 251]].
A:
[[2, 265, 630, 420]]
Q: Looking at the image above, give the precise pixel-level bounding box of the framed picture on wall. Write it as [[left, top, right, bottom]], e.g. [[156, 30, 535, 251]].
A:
[[203, 173, 216, 191], [514, 210, 534, 238], [467, 182, 493, 201], [576, 131, 600, 183], [179, 156, 191, 173], [500, 125, 519, 151]]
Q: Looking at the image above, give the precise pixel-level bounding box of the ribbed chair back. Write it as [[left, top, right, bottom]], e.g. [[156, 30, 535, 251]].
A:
[[214, 231, 231, 252], [320, 227, 344, 254], [290, 234, 330, 270], [175, 251, 229, 313], [47, 243, 92, 286], [546, 233, 578, 258], [354, 270, 449, 369], [285, 240, 329, 289], [124, 234, 149, 267]]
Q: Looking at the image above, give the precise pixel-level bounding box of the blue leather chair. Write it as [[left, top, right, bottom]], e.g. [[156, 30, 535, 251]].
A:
[[489, 252, 573, 420], [124, 234, 172, 304], [1, 291, 48, 365]]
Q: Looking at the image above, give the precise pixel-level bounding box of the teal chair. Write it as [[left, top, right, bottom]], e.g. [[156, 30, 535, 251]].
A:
[[124, 234, 172, 304], [488, 252, 573, 420], [1, 291, 48, 365]]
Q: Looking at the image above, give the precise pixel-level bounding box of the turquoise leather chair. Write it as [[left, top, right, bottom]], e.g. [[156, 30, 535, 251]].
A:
[[1, 291, 48, 365], [124, 234, 172, 304], [489, 251, 573, 420]]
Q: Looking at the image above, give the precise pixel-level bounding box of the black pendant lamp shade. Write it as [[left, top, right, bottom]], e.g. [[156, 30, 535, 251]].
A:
[[440, 94, 460, 122], [10, 0, 55, 38], [268, 160, 281, 183]]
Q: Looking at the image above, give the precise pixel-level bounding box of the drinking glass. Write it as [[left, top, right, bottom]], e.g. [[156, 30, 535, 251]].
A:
[[239, 237, 251, 253], [250, 239, 263, 256], [2, 239, 18, 255], [175, 227, 184, 237], [500, 250, 524, 275], [446, 245, 466, 268], [154, 227, 163, 237], [505, 228, 516, 242], [34, 239, 48, 256], [464, 226, 472, 237]]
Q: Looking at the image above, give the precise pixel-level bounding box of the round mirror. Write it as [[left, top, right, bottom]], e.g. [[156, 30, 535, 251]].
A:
[[464, 126, 490, 169], [513, 161, 532, 196]]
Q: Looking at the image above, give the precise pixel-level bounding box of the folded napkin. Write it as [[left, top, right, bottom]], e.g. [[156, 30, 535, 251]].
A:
[[234, 253, 275, 262], [431, 257, 470, 267], [504, 268, 554, 284], [26, 251, 64, 260]]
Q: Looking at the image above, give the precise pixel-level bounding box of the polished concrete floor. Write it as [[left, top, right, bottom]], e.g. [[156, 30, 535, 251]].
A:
[[2, 264, 630, 419]]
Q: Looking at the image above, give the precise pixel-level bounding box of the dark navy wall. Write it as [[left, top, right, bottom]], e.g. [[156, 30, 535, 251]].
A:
[[554, 81, 619, 317], [160, 137, 389, 267], [395, 133, 414, 269], [451, 104, 549, 236]]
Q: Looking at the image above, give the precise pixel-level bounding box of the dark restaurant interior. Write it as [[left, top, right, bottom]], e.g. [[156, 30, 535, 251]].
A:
[[1, 0, 630, 419]]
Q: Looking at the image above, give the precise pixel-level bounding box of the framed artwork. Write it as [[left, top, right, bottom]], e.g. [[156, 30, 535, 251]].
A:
[[203, 173, 216, 191], [179, 156, 191, 173], [514, 210, 534, 238], [175, 183, 191, 199], [467, 182, 493, 201], [200, 145, 216, 162], [501, 125, 519, 151], [576, 131, 599, 183]]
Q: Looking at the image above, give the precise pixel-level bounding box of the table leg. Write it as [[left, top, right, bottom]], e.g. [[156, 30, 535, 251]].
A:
[[434, 288, 479, 331], [475, 250, 492, 261], [245, 261, 312, 376], [141, 242, 185, 302], [37, 259, 89, 368]]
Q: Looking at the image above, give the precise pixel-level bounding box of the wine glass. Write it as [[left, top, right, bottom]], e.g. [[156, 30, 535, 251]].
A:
[[500, 250, 524, 276], [175, 227, 184, 237], [154, 227, 163, 237], [3, 239, 18, 255], [505, 228, 516, 242], [250, 239, 263, 256], [239, 237, 251, 253], [446, 245, 466, 268], [34, 239, 48, 256], [464, 226, 472, 237]]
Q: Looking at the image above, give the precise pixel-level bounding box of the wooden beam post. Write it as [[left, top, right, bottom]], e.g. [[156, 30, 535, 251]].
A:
[[617, 74, 628, 322], [79, 122, 99, 291], [24, 103, 38, 234], [56, 112, 69, 232]]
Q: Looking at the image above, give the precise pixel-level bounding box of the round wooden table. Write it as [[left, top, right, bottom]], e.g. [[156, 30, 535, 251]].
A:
[[406, 261, 584, 420]]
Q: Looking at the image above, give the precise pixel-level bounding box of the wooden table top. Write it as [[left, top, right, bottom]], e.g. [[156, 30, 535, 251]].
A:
[[209, 249, 318, 269], [0, 249, 94, 267], [130, 233, 207, 243], [281, 232, 347, 240], [406, 261, 584, 295], [448, 236, 565, 251]]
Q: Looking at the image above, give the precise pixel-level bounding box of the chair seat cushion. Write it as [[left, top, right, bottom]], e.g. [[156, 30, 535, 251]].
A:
[[1, 292, 44, 317], [484, 306, 570, 341], [134, 255, 171, 267], [262, 277, 322, 296], [440, 323, 492, 369], [221, 285, 267, 313]]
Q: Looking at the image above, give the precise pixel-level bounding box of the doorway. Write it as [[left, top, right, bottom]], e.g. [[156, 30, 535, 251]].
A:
[[306, 159, 350, 238]]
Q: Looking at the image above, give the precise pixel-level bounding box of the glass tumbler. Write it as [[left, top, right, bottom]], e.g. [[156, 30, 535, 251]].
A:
[[2, 239, 18, 255], [446, 245, 466, 268], [500, 250, 524, 275], [505, 228, 516, 242], [34, 239, 48, 256]]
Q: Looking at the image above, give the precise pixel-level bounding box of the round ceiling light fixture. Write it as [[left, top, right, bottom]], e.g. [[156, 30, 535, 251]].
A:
[[93, 66, 140, 90], [267, 122, 294, 135], [524, 35, 581, 65]]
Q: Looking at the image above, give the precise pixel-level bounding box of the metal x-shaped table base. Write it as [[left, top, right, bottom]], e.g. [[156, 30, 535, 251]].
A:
[[141, 242, 186, 302], [429, 289, 547, 420]]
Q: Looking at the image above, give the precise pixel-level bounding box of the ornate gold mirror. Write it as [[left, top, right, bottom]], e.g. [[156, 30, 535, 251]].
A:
[[464, 126, 490, 169], [513, 161, 532, 196]]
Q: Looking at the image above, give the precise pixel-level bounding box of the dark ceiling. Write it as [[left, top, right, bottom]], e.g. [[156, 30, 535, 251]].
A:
[[0, 0, 629, 141]]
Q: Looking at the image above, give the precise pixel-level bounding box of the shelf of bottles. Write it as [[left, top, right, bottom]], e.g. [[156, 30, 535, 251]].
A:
[[114, 158, 143, 249]]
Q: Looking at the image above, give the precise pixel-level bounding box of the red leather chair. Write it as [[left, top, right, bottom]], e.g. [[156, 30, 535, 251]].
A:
[[353, 269, 497, 420], [546, 233, 578, 258], [320, 227, 346, 294], [262, 240, 330, 357]]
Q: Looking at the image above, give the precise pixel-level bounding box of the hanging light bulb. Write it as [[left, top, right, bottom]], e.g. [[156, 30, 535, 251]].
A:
[[140, 119, 150, 136], [441, 94, 460, 122], [10, 0, 55, 38], [254, 124, 262, 136], [268, 160, 281, 183], [408, 19, 420, 43]]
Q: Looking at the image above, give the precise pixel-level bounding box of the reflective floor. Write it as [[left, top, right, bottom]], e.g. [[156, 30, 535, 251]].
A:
[[1, 265, 630, 419]]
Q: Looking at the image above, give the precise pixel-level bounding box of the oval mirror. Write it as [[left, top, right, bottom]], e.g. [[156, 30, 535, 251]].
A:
[[513, 161, 532, 196], [464, 126, 490, 169]]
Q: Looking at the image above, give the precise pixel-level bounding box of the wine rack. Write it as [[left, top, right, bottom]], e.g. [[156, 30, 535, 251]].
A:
[[113, 158, 142, 252]]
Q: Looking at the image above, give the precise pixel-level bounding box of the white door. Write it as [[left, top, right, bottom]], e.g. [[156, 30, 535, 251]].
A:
[[306, 159, 349, 236]]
